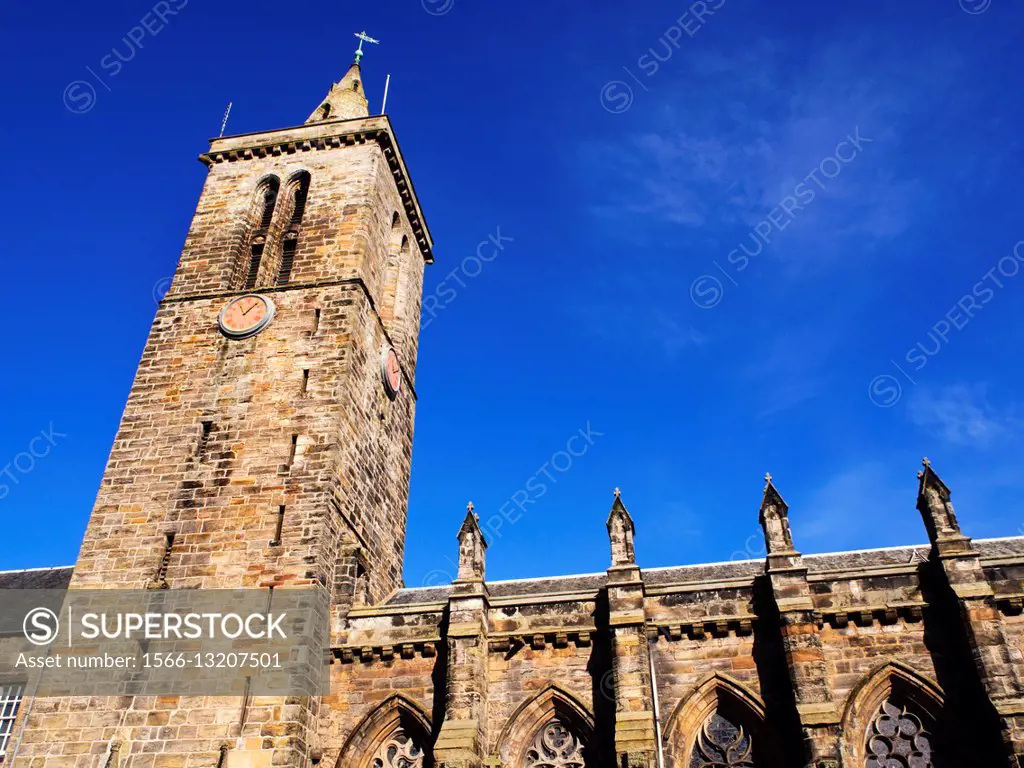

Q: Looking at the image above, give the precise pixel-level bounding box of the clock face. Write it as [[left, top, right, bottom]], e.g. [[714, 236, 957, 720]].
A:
[[218, 295, 275, 339], [382, 348, 402, 398]]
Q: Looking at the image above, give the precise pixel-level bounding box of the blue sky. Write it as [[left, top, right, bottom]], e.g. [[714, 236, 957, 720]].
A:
[[2, 0, 1023, 586]]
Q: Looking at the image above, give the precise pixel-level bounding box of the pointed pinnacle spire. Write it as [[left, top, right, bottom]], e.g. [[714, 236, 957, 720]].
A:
[[916, 457, 963, 546], [760, 472, 788, 519], [458, 501, 486, 544], [607, 487, 632, 528], [759, 471, 796, 559], [917, 456, 950, 500], [606, 487, 636, 567], [457, 500, 487, 581]]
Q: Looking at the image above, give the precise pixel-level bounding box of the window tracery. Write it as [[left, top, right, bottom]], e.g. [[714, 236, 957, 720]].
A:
[[370, 729, 424, 768], [690, 712, 755, 768], [524, 720, 586, 768], [865, 700, 935, 768]]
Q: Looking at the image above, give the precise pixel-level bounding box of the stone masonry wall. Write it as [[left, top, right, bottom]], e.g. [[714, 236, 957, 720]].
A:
[[11, 115, 429, 768]]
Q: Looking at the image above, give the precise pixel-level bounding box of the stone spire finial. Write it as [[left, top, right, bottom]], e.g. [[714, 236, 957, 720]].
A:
[[606, 489, 636, 567], [917, 458, 964, 545], [456, 502, 487, 581], [306, 34, 375, 124], [759, 472, 796, 557]]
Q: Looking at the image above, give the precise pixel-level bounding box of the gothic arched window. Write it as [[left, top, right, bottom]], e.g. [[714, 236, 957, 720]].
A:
[[524, 720, 587, 768], [382, 215, 407, 322], [865, 700, 936, 768], [370, 728, 425, 768], [276, 172, 310, 286], [690, 712, 755, 768], [240, 177, 279, 290]]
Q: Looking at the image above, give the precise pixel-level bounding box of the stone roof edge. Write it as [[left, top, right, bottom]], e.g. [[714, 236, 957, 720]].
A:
[[0, 565, 74, 575], [380, 537, 1024, 608], [200, 115, 434, 265], [349, 602, 447, 617]]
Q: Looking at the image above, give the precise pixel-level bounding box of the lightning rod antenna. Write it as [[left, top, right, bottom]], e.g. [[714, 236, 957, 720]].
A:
[[381, 74, 392, 115], [219, 102, 233, 137]]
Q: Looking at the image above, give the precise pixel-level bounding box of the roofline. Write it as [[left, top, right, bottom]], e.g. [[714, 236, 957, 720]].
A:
[[487, 571, 606, 586], [0, 565, 74, 575]]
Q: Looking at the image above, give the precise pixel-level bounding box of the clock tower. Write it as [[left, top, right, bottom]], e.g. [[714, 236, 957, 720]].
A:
[[14, 47, 432, 768]]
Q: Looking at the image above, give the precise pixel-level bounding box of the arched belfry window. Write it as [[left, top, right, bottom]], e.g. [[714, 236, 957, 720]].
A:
[[238, 177, 279, 290], [383, 211, 410, 323], [524, 720, 587, 768], [276, 171, 311, 286]]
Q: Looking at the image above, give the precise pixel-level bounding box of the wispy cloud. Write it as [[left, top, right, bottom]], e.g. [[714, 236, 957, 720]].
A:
[[568, 302, 706, 359], [581, 35, 961, 270], [741, 321, 848, 418], [795, 461, 920, 551], [907, 384, 1021, 448]]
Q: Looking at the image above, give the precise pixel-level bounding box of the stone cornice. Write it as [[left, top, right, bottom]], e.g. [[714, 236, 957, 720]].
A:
[[807, 564, 921, 582], [333, 640, 440, 664], [643, 577, 757, 595], [200, 115, 434, 264], [347, 602, 447, 617]]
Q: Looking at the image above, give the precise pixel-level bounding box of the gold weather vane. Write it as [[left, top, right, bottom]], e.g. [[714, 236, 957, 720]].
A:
[[353, 30, 380, 65]]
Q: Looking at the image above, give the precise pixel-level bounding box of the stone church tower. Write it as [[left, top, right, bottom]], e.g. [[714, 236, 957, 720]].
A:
[[9, 43, 1024, 768], [13, 48, 432, 768]]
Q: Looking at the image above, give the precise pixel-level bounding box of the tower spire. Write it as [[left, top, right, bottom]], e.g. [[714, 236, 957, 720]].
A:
[[305, 30, 379, 124]]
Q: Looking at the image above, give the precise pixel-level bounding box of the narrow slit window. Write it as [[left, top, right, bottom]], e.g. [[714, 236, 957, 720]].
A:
[[287, 434, 298, 468], [153, 532, 175, 587], [271, 506, 285, 546], [312, 308, 321, 336], [198, 421, 213, 459], [301, 369, 310, 395]]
